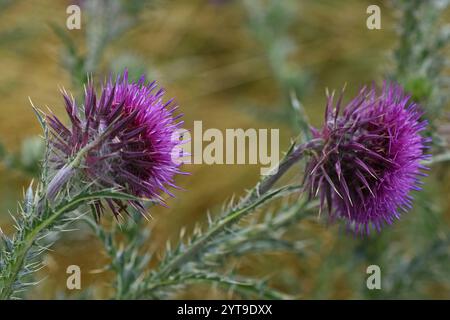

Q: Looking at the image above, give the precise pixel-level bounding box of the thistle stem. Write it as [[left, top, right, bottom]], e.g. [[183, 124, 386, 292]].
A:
[[0, 204, 68, 299], [0, 188, 136, 299], [0, 136, 117, 299], [242, 138, 323, 205], [154, 138, 323, 280], [45, 134, 105, 202]]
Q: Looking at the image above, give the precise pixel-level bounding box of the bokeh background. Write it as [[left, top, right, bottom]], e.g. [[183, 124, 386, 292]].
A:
[[0, 0, 449, 299]]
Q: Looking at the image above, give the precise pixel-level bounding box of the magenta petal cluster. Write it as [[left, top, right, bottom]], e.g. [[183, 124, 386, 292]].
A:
[[47, 71, 185, 218], [304, 82, 430, 234]]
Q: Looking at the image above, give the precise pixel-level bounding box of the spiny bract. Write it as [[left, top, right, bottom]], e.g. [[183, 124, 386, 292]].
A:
[[304, 82, 430, 234], [46, 71, 186, 219]]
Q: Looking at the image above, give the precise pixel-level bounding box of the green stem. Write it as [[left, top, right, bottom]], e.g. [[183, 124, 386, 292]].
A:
[[45, 133, 108, 202], [145, 274, 290, 300], [0, 189, 135, 299], [157, 187, 290, 280], [0, 204, 67, 299], [154, 139, 323, 280]]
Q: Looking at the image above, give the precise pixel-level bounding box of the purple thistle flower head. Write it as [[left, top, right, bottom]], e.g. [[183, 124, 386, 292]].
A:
[[46, 70, 185, 219], [304, 82, 430, 235]]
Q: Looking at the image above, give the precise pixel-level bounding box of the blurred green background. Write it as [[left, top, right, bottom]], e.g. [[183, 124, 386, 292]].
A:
[[0, 0, 449, 299]]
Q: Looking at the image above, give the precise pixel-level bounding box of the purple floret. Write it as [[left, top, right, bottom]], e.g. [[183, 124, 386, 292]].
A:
[[304, 82, 430, 234], [46, 70, 185, 219]]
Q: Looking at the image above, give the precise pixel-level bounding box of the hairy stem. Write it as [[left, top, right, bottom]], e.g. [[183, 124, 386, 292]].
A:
[[243, 138, 322, 205], [145, 273, 290, 300], [0, 187, 138, 299], [45, 131, 109, 203], [154, 138, 323, 280], [0, 202, 70, 299]]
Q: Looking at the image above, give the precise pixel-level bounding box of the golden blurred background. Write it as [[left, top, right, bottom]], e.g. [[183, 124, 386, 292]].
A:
[[0, 0, 449, 299]]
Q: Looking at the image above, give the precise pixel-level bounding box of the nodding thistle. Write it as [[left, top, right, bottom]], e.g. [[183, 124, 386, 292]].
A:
[[46, 70, 186, 219], [304, 82, 430, 234], [0, 71, 187, 300], [0, 76, 435, 300]]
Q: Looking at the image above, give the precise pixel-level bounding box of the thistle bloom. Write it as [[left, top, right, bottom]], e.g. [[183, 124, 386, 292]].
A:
[[46, 71, 185, 218], [304, 83, 430, 234]]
